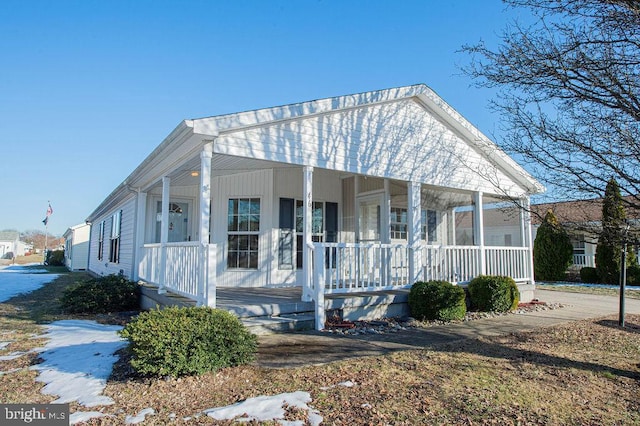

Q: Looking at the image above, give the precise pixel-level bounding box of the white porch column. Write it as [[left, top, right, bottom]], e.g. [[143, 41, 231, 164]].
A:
[[354, 176, 360, 241], [159, 176, 170, 294], [522, 197, 535, 285], [132, 190, 147, 281], [473, 191, 486, 275], [382, 179, 392, 285], [302, 166, 314, 301], [448, 208, 456, 246], [407, 181, 422, 284], [199, 144, 214, 307]]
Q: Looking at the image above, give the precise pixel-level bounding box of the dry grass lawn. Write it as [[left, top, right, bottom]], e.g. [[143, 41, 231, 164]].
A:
[[0, 272, 639, 425]]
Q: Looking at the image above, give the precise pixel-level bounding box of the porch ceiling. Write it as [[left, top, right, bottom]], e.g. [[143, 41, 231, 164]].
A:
[[162, 153, 514, 208]]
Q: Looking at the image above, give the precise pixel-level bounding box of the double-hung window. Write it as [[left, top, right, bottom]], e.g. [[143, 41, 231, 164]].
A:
[[227, 198, 260, 269], [389, 207, 438, 242], [278, 198, 338, 269], [109, 211, 121, 263], [97, 221, 105, 260]]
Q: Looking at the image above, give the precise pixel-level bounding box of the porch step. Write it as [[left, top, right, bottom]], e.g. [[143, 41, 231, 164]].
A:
[[139, 282, 197, 310], [222, 300, 315, 319], [241, 313, 315, 335]]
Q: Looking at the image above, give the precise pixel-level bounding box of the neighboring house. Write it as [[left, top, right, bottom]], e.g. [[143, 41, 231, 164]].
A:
[[63, 223, 90, 271], [0, 231, 32, 260], [456, 197, 640, 270], [86, 84, 544, 329]]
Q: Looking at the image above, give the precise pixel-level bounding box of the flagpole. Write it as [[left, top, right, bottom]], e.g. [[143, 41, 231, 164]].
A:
[[44, 200, 50, 264]]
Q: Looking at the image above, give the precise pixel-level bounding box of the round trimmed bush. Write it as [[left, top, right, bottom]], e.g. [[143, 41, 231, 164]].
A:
[[579, 267, 599, 284], [468, 275, 520, 312], [61, 274, 139, 313], [119, 307, 257, 377], [408, 280, 466, 321]]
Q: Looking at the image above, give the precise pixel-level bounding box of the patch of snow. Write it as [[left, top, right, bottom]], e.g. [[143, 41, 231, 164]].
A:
[[0, 351, 26, 361], [320, 380, 356, 390], [69, 411, 109, 425], [0, 367, 22, 377], [30, 320, 126, 407], [0, 265, 59, 302], [204, 391, 322, 425], [0, 341, 11, 350], [125, 408, 155, 424]]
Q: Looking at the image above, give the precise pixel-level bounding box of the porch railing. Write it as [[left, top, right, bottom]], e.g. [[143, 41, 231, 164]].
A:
[[572, 254, 595, 268], [139, 242, 216, 306], [310, 242, 533, 330]]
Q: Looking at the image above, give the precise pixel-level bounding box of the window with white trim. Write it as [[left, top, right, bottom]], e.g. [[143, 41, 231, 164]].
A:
[[389, 208, 438, 242], [109, 211, 121, 263], [278, 198, 338, 269], [390, 207, 408, 239], [227, 198, 260, 269], [97, 221, 105, 260]]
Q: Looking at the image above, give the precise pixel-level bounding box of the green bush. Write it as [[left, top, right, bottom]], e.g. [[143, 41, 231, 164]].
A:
[[45, 250, 65, 266], [61, 274, 139, 314], [120, 307, 257, 377], [408, 280, 467, 321], [579, 267, 599, 284], [533, 210, 573, 281], [626, 265, 640, 286], [468, 275, 520, 312]]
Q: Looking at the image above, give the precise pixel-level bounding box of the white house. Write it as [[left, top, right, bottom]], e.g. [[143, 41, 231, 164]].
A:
[[456, 197, 640, 272], [86, 84, 544, 329], [0, 231, 32, 260], [63, 223, 90, 271]]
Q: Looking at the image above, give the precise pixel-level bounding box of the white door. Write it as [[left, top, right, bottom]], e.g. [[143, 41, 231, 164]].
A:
[[155, 201, 190, 242]]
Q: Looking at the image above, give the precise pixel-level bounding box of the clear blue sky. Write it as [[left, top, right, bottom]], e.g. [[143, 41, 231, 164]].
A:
[[0, 0, 533, 237]]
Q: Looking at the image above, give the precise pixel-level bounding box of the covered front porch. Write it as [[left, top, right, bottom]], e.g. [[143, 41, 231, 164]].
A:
[[134, 151, 535, 331]]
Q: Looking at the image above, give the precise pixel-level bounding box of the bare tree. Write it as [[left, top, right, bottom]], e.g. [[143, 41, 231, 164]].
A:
[[462, 0, 640, 213]]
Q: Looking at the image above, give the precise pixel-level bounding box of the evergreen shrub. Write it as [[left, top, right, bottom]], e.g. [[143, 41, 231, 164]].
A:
[[120, 307, 257, 377], [468, 275, 520, 312], [408, 280, 467, 321], [533, 210, 573, 281], [45, 250, 65, 266], [61, 274, 139, 313]]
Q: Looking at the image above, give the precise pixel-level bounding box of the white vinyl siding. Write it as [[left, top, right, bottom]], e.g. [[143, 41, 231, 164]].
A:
[[213, 99, 525, 197], [88, 196, 136, 278], [211, 169, 273, 287]]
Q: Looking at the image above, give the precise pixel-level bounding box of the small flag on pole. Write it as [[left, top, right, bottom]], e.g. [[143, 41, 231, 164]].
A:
[[42, 203, 53, 226]]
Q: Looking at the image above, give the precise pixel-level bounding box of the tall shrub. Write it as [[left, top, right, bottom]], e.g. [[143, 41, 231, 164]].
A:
[[595, 178, 628, 284], [533, 210, 573, 281]]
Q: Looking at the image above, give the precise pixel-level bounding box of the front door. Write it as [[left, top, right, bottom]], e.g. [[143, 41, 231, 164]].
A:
[[358, 195, 382, 242], [155, 201, 190, 242]]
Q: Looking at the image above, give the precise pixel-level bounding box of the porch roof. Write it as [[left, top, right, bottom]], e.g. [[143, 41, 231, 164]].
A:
[[87, 84, 544, 221]]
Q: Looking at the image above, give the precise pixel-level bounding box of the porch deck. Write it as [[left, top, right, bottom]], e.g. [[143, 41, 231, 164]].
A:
[[139, 283, 410, 334]]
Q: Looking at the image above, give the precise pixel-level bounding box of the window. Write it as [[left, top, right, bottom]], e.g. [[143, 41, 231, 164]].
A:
[[227, 198, 260, 269], [390, 207, 408, 239], [389, 208, 437, 242], [422, 210, 438, 243], [296, 200, 325, 268], [109, 211, 122, 263], [97, 221, 105, 260], [278, 198, 337, 269]]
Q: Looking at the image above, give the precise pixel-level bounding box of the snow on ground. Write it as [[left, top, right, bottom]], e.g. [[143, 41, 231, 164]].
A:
[[0, 266, 327, 425], [203, 391, 323, 425], [30, 320, 127, 424], [0, 264, 59, 302], [125, 408, 156, 424]]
